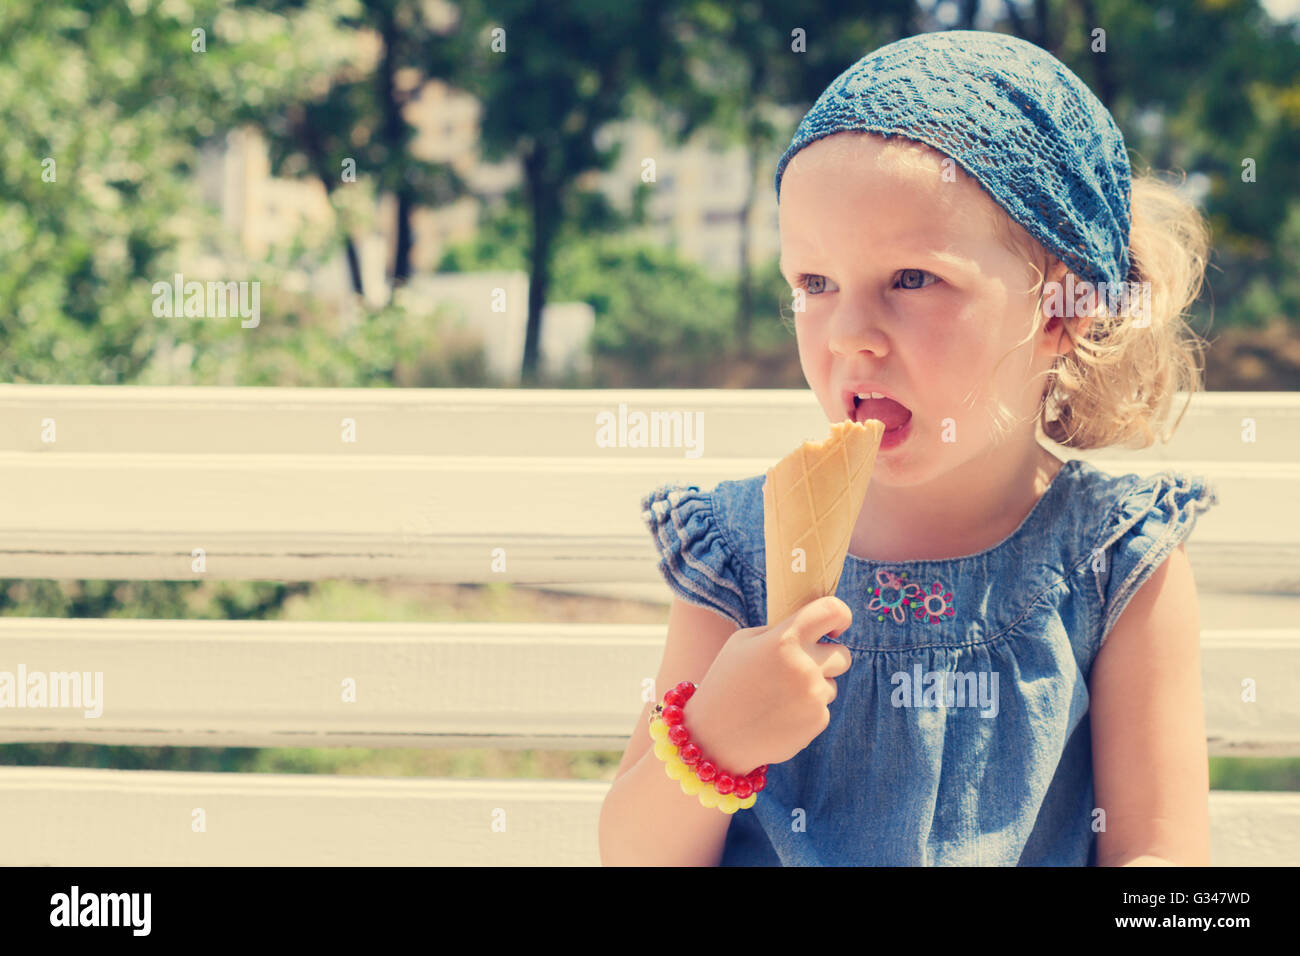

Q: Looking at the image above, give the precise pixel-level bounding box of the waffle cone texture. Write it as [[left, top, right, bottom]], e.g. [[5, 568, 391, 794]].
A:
[[763, 419, 886, 626]]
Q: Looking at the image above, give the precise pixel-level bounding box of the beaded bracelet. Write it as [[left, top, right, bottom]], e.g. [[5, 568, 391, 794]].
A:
[[648, 680, 767, 815]]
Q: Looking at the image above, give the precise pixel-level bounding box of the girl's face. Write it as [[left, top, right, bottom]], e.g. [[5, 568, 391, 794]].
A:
[[778, 132, 1066, 488]]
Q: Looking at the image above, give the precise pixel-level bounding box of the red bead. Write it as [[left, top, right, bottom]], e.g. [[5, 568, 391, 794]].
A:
[[696, 760, 717, 782], [751, 765, 768, 776], [661, 704, 684, 725], [667, 723, 691, 746], [733, 778, 753, 799], [679, 743, 702, 765], [665, 682, 695, 707], [714, 774, 735, 795], [750, 776, 766, 793]]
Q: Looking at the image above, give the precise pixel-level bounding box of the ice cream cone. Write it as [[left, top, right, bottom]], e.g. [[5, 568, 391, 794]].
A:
[[763, 418, 886, 626]]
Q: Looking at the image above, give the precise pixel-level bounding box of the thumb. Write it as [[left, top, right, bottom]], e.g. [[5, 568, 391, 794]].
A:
[[783, 595, 852, 646]]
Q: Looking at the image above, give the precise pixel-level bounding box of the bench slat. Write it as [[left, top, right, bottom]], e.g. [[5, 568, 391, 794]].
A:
[[0, 767, 1291, 866], [1, 454, 1294, 591], [1, 386, 1295, 462], [1, 620, 1295, 755]]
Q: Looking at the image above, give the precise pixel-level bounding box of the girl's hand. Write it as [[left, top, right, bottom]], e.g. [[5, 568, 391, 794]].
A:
[[683, 596, 854, 774]]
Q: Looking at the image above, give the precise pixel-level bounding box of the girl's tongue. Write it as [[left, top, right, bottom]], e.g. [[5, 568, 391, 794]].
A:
[[857, 397, 912, 431]]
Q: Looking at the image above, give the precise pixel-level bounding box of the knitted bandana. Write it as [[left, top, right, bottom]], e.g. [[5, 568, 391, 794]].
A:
[[774, 30, 1132, 290]]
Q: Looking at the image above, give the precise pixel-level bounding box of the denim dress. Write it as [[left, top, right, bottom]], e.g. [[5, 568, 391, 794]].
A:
[[640, 457, 1218, 866]]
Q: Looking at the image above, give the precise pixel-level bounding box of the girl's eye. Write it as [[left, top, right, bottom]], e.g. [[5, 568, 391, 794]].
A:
[[896, 269, 938, 290], [794, 273, 834, 294], [793, 270, 938, 294]]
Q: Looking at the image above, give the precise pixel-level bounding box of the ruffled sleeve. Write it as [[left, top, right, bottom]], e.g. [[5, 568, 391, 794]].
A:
[[1089, 470, 1219, 656], [641, 483, 751, 629]]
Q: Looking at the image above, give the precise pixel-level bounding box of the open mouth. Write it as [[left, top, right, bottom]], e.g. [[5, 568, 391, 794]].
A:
[[852, 394, 913, 432]]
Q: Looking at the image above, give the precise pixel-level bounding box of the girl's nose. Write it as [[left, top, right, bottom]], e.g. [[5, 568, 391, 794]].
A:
[[828, 310, 890, 358]]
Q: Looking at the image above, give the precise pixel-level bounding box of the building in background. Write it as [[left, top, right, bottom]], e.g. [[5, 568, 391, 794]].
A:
[[588, 115, 795, 275]]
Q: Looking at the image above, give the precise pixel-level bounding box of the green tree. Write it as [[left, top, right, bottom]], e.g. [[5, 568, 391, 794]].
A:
[[0, 0, 231, 383], [227, 0, 473, 299], [454, 0, 700, 386], [991, 0, 1300, 330]]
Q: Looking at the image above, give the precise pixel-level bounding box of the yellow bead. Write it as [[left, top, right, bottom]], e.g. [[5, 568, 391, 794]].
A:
[[739, 794, 757, 809], [697, 785, 721, 808], [664, 756, 688, 779], [653, 740, 679, 761], [718, 793, 742, 814], [648, 718, 668, 742], [680, 774, 705, 795]]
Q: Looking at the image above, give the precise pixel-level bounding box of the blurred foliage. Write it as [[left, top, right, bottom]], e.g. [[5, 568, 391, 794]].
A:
[[173, 295, 491, 388], [3, 0, 1297, 389], [0, 741, 623, 780], [436, 200, 532, 275], [222, 0, 475, 293], [0, 0, 492, 386], [0, 579, 311, 620], [0, 743, 265, 773], [453, 0, 702, 383], [1034, 0, 1300, 334], [1210, 756, 1300, 791], [0, 740, 1293, 791], [0, 0, 223, 383]]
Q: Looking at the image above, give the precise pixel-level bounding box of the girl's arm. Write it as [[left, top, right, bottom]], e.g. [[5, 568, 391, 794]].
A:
[[1089, 542, 1211, 866], [599, 598, 742, 866]]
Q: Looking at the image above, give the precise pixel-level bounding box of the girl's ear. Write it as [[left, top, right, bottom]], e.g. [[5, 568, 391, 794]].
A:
[[1039, 259, 1067, 330], [1040, 262, 1089, 355]]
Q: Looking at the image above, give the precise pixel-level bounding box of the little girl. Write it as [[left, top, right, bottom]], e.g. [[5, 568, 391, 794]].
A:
[[599, 30, 1218, 866]]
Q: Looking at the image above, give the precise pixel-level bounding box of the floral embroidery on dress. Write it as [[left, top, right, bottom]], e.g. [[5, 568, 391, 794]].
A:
[[868, 569, 923, 623], [867, 569, 955, 624], [913, 581, 956, 623]]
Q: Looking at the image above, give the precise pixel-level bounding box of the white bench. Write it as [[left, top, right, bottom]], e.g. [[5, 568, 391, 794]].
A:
[[0, 385, 1297, 865]]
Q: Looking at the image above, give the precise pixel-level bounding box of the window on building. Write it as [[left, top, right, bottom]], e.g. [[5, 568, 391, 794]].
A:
[[703, 208, 742, 226]]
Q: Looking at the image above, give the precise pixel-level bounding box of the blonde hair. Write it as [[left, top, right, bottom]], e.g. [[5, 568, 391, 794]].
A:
[[988, 168, 1211, 450]]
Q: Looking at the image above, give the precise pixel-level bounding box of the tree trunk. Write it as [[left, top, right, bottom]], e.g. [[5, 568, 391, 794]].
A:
[[736, 117, 761, 354], [295, 93, 365, 299], [394, 186, 415, 288], [378, 3, 414, 295], [521, 147, 558, 387], [312, 170, 365, 298], [343, 235, 365, 298]]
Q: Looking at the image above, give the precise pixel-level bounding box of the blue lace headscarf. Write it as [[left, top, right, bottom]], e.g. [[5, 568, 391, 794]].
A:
[[774, 30, 1132, 290]]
